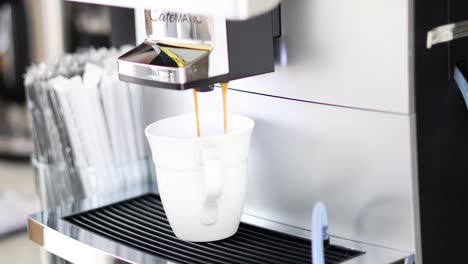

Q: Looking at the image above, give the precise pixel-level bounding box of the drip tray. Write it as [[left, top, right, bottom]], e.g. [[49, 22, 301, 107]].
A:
[[27, 185, 414, 264], [64, 194, 361, 264]]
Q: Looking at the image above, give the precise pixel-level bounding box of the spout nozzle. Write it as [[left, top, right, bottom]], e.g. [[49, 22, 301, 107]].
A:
[[195, 85, 215, 92]]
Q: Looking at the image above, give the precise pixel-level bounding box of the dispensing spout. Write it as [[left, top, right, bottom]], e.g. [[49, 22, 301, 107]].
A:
[[195, 85, 214, 92], [117, 7, 277, 91]]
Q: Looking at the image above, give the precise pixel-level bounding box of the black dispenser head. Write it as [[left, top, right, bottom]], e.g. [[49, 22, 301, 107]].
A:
[[117, 8, 277, 90]]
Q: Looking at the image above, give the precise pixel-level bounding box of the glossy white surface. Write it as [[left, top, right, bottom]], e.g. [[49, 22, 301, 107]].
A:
[[66, 0, 280, 20], [143, 87, 416, 252], [232, 0, 412, 114], [145, 113, 254, 241]]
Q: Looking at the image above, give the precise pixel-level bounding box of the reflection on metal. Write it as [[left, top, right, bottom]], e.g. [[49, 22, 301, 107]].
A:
[[118, 41, 213, 87], [427, 20, 468, 49], [118, 10, 229, 90], [28, 184, 414, 264]]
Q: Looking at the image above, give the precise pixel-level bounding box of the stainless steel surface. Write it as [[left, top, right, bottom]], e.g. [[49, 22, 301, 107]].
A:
[[118, 42, 213, 86], [28, 184, 414, 264], [427, 20, 468, 49], [118, 9, 229, 88]]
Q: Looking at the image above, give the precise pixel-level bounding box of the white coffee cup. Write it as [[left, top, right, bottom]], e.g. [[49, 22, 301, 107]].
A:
[[145, 112, 254, 242]]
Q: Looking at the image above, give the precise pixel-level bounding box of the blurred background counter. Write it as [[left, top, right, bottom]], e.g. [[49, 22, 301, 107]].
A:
[[0, 0, 137, 263]]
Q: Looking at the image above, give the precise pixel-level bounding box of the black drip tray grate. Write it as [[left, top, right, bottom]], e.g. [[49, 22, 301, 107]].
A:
[[64, 194, 363, 264]]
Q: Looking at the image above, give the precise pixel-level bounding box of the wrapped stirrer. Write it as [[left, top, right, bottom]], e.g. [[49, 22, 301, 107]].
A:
[[24, 47, 153, 208]]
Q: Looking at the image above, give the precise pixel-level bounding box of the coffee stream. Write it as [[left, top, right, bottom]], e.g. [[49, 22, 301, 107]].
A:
[[193, 83, 229, 137], [155, 42, 228, 137], [192, 89, 201, 137], [221, 83, 228, 133]]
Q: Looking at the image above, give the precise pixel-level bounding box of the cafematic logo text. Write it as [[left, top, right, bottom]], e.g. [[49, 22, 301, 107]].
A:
[[150, 11, 203, 24]]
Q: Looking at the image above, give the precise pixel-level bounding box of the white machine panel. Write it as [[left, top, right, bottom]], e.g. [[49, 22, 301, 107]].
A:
[[232, 0, 413, 114], [66, 0, 280, 20], [143, 87, 417, 253]]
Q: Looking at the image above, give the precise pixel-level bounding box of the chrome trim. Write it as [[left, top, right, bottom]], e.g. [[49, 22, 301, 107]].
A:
[[118, 48, 210, 85], [28, 184, 414, 264], [427, 20, 468, 49], [117, 10, 229, 88]]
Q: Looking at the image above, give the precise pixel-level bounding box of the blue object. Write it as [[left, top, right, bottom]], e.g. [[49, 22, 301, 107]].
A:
[[311, 202, 328, 264], [453, 67, 468, 109]]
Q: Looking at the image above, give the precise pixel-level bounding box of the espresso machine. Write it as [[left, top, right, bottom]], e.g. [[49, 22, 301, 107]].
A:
[[27, 0, 468, 263]]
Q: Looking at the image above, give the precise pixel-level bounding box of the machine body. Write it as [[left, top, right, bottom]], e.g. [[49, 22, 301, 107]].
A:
[[31, 0, 468, 263]]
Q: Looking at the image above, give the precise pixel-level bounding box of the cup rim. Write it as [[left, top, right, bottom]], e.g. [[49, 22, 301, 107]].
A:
[[145, 112, 255, 142]]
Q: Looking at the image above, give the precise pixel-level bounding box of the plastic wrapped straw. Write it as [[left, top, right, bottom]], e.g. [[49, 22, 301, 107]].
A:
[[24, 47, 152, 209]]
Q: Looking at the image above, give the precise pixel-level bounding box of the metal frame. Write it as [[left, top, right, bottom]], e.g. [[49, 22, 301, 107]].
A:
[[427, 20, 468, 49], [28, 184, 414, 264]]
